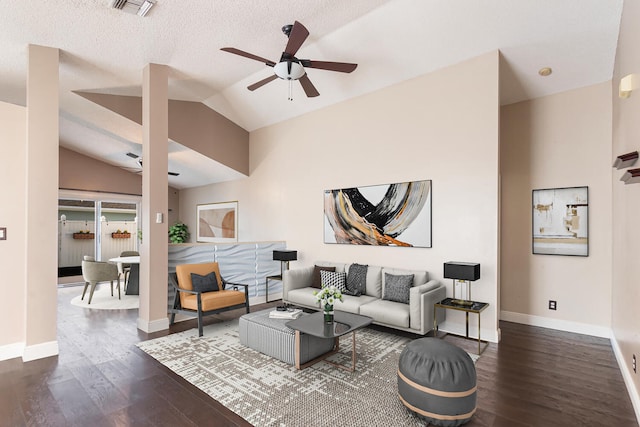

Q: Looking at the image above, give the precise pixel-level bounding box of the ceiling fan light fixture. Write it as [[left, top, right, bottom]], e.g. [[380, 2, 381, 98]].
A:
[[274, 61, 305, 80]]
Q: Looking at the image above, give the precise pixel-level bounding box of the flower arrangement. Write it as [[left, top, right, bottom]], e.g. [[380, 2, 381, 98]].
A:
[[313, 286, 343, 322]]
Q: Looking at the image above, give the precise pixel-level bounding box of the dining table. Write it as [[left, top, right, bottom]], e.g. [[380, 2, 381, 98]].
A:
[[108, 255, 140, 295]]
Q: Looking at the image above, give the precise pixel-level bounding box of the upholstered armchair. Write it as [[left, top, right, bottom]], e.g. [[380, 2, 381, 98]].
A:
[[169, 262, 250, 337], [81, 259, 121, 304]]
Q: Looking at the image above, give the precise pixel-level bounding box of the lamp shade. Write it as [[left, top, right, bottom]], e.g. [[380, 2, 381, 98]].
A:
[[273, 250, 297, 262], [443, 262, 480, 281]]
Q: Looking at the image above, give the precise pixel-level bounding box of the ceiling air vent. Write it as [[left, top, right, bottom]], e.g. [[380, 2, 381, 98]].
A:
[[111, 0, 155, 17]]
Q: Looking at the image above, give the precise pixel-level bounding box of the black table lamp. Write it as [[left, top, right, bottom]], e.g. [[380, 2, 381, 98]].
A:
[[443, 262, 480, 306], [273, 250, 297, 278]]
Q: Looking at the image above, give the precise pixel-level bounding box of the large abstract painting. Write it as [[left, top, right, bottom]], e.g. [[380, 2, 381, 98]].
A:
[[197, 201, 238, 243], [324, 180, 432, 248], [532, 187, 588, 256]]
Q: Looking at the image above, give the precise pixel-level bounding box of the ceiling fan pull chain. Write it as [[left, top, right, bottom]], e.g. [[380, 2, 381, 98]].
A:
[[288, 80, 293, 101]]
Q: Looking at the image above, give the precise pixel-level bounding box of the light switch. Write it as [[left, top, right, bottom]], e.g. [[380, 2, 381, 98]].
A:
[[156, 213, 163, 224], [0, 227, 5, 240]]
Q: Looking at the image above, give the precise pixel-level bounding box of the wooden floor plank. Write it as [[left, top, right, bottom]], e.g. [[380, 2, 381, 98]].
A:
[[0, 286, 636, 427]]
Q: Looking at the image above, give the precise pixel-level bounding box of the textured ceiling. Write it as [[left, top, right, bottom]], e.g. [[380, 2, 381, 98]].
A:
[[0, 0, 624, 189]]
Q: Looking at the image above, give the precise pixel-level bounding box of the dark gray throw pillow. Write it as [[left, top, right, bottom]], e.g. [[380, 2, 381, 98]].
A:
[[312, 266, 336, 289], [191, 271, 219, 293], [346, 263, 368, 296], [382, 273, 414, 304]]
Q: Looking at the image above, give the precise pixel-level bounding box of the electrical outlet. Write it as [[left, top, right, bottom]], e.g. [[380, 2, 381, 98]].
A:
[[548, 300, 557, 310], [633, 354, 636, 374]]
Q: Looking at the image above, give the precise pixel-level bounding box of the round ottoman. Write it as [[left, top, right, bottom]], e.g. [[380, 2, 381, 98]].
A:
[[397, 338, 476, 427]]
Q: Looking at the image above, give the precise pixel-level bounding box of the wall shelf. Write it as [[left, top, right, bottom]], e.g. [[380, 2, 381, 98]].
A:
[[621, 168, 640, 184], [613, 151, 638, 169]]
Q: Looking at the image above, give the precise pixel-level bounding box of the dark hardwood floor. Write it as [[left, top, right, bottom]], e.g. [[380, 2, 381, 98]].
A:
[[0, 286, 636, 426]]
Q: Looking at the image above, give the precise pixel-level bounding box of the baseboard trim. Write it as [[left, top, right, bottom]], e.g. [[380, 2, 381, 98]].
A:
[[0, 342, 25, 361], [611, 334, 640, 424], [137, 317, 170, 333], [22, 340, 59, 362], [500, 310, 611, 338]]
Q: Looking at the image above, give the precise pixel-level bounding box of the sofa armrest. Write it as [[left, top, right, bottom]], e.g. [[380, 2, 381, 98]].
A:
[[409, 280, 446, 333], [283, 266, 314, 301]]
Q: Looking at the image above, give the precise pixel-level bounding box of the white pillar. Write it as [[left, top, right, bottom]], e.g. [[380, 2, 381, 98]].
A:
[[24, 44, 59, 361], [138, 63, 170, 333]]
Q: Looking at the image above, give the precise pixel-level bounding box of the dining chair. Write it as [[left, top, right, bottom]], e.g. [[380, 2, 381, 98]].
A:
[[81, 259, 121, 304], [117, 250, 139, 292]]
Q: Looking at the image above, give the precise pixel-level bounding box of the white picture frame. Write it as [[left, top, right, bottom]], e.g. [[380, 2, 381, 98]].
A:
[[196, 201, 238, 243]]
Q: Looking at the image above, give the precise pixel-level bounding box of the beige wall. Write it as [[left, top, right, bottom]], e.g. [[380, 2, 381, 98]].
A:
[[0, 101, 27, 353], [612, 0, 640, 410], [181, 51, 502, 341], [59, 147, 143, 195], [500, 83, 613, 335]]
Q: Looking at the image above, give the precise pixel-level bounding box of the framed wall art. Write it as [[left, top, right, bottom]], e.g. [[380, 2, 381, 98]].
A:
[[196, 201, 238, 243], [324, 180, 432, 248], [532, 186, 588, 256]]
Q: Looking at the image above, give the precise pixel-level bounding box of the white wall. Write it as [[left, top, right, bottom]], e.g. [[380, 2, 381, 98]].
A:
[[181, 51, 501, 341], [500, 82, 613, 337], [612, 0, 640, 415]]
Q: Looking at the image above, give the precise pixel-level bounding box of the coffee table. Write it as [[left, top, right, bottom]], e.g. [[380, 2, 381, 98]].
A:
[[286, 311, 373, 372]]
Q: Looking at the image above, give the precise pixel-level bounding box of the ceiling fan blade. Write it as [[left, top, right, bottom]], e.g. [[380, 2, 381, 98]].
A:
[[247, 74, 279, 91], [301, 60, 358, 73], [220, 47, 276, 67], [125, 152, 139, 159], [299, 74, 319, 98], [168, 171, 180, 177], [284, 21, 309, 56]]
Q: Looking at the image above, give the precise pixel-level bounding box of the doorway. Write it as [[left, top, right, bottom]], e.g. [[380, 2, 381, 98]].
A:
[[58, 190, 141, 280]]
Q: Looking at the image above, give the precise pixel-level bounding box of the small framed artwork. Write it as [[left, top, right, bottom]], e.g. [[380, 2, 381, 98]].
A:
[[196, 201, 238, 243], [532, 186, 588, 256], [0, 227, 5, 240]]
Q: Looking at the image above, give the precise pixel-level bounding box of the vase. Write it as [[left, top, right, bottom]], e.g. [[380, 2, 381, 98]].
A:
[[324, 304, 334, 323]]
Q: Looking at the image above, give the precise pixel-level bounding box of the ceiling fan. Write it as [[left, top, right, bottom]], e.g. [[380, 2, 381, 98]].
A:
[[125, 152, 180, 176], [221, 21, 358, 99]]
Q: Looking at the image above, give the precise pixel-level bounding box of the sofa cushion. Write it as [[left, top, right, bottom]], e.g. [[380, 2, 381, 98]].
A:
[[311, 266, 335, 288], [287, 287, 321, 308], [365, 265, 383, 298], [360, 299, 410, 328], [345, 263, 368, 296], [320, 270, 347, 293], [382, 273, 413, 304], [336, 294, 378, 314]]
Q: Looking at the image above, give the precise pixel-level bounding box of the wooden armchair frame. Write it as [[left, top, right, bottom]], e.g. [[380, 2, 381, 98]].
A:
[[168, 269, 250, 337]]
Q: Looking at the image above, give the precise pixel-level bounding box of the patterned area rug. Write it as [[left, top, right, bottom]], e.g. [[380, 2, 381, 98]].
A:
[[137, 320, 476, 427]]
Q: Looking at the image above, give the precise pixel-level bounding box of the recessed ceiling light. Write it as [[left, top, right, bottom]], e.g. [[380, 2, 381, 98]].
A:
[[538, 67, 553, 77]]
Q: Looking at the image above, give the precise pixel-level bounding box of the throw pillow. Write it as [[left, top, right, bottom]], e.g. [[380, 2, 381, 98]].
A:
[[320, 270, 348, 293], [191, 271, 219, 293], [346, 263, 368, 296], [312, 265, 336, 289], [382, 273, 414, 304]]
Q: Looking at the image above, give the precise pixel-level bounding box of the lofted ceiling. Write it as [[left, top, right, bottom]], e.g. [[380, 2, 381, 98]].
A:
[[0, 0, 623, 189]]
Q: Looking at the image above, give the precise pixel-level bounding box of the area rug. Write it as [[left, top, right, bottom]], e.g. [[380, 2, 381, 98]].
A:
[[137, 320, 478, 426], [70, 285, 138, 310]]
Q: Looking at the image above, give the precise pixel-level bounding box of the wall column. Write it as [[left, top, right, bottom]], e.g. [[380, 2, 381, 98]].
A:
[[138, 63, 169, 333], [24, 44, 59, 361]]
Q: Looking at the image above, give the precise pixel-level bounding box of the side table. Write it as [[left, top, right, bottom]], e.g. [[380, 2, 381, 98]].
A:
[[265, 274, 282, 303], [434, 297, 489, 355]]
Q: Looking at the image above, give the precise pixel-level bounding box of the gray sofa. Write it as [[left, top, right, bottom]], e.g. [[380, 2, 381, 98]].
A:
[[283, 262, 446, 335]]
